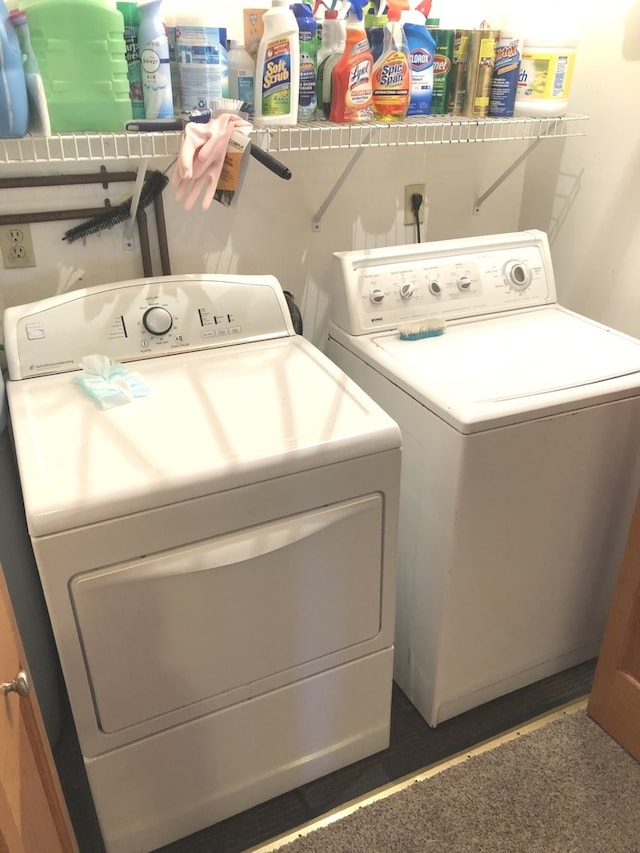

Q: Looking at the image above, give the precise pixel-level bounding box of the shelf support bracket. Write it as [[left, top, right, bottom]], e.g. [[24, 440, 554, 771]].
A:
[[473, 137, 543, 215], [312, 144, 368, 232]]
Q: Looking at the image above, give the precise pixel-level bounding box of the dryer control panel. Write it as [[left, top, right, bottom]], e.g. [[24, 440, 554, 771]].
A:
[[4, 274, 295, 379], [331, 230, 556, 336]]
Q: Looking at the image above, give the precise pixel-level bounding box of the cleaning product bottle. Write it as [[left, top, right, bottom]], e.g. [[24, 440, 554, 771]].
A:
[[254, 0, 300, 127], [403, 0, 437, 117], [488, 12, 523, 118], [117, 2, 145, 120], [228, 39, 256, 112], [291, 2, 318, 121], [161, 0, 182, 115], [175, 0, 229, 113], [428, 18, 455, 115], [512, 4, 578, 118], [371, 0, 410, 122], [8, 9, 47, 135], [20, 0, 131, 132], [365, 2, 387, 63], [329, 0, 374, 123], [137, 0, 174, 119], [316, 4, 345, 119]]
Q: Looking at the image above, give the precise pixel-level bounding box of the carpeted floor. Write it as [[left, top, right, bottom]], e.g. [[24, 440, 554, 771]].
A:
[[266, 705, 640, 853]]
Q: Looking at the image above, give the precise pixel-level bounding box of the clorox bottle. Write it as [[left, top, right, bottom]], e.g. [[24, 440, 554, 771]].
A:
[[329, 0, 374, 123], [403, 0, 437, 117], [372, 0, 410, 121]]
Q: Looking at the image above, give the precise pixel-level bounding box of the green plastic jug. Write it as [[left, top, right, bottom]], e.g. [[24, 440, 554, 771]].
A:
[[21, 0, 132, 132]]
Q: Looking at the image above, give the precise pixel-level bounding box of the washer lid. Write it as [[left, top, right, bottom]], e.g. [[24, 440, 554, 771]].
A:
[[333, 306, 640, 433], [7, 337, 400, 537]]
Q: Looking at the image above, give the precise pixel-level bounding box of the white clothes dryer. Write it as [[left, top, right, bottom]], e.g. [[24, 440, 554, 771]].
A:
[[3, 274, 401, 853], [326, 230, 640, 728]]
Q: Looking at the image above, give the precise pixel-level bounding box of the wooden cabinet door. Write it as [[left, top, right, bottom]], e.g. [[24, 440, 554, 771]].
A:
[[587, 494, 640, 761], [0, 563, 77, 853]]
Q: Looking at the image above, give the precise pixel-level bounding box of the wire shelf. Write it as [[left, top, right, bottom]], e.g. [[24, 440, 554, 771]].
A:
[[0, 114, 588, 165]]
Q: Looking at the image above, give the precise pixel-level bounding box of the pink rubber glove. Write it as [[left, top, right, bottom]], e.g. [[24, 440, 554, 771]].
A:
[[173, 114, 251, 211]]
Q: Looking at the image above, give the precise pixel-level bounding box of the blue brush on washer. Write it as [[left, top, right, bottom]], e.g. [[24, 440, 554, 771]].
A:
[[399, 317, 446, 341]]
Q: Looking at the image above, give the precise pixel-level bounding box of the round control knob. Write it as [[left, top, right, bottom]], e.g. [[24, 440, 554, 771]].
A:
[[369, 287, 385, 304], [399, 283, 414, 299], [143, 306, 173, 336], [429, 281, 441, 295], [504, 260, 532, 291], [457, 275, 472, 291]]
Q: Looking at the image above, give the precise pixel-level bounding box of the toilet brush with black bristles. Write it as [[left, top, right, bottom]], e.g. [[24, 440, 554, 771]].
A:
[[62, 169, 170, 244]]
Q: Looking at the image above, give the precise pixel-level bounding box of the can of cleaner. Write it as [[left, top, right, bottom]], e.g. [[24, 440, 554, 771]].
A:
[[488, 32, 523, 117], [446, 29, 471, 115], [461, 28, 498, 118], [429, 27, 454, 115]]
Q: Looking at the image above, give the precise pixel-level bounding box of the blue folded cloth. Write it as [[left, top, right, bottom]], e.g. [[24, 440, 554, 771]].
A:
[[74, 354, 150, 409]]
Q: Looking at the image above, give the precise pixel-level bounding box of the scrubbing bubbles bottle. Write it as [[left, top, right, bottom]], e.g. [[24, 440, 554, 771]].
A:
[[329, 0, 374, 123], [371, 0, 410, 121]]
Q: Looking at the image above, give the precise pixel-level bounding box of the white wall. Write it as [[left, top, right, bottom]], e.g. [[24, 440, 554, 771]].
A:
[[0, 0, 638, 352]]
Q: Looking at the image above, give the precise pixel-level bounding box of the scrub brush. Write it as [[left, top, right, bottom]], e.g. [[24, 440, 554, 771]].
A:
[[399, 317, 446, 340], [62, 169, 170, 243]]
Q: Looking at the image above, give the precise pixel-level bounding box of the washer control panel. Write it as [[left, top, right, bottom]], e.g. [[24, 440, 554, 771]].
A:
[[331, 230, 556, 335], [4, 274, 294, 379]]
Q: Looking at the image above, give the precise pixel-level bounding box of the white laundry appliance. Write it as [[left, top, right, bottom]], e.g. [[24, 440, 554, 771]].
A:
[[326, 229, 640, 728], [3, 274, 401, 853]]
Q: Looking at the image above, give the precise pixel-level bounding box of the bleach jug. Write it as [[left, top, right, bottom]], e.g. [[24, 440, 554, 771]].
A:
[[175, 0, 228, 113], [21, 0, 131, 132], [0, 1, 29, 138]]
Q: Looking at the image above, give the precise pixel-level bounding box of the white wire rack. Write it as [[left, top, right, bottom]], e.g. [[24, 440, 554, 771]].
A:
[[0, 114, 588, 165]]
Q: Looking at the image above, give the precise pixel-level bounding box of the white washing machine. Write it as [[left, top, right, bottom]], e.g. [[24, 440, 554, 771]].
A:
[[3, 274, 401, 853], [326, 229, 640, 728]]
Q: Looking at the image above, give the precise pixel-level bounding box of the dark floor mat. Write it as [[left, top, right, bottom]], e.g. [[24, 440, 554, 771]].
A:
[[54, 660, 596, 853]]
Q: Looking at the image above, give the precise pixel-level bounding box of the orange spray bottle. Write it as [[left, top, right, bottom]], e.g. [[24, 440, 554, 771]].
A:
[[372, 0, 411, 121], [329, 0, 374, 123]]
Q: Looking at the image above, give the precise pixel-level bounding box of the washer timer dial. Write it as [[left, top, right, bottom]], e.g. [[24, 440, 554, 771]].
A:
[[143, 306, 173, 336]]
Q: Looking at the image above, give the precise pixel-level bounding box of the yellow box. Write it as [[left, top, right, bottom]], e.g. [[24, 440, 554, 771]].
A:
[[244, 9, 265, 60]]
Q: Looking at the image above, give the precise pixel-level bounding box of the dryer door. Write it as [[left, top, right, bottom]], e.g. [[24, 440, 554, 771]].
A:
[[69, 494, 384, 739]]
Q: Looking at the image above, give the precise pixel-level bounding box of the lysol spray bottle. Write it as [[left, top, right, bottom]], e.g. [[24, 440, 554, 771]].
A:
[[403, 0, 437, 117], [291, 2, 319, 121], [137, 0, 174, 119], [329, 0, 374, 123], [371, 0, 410, 122]]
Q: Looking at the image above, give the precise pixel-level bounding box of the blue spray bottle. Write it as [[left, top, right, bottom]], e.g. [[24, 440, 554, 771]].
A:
[[0, 0, 29, 137]]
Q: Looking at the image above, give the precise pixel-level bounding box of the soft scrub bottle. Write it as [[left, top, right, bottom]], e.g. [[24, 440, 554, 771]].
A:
[[329, 0, 374, 123], [371, 0, 410, 121], [254, 0, 300, 127]]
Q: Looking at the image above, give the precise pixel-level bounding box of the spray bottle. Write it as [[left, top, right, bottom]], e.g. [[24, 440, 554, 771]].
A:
[[365, 2, 387, 63], [316, 1, 346, 118], [371, 0, 410, 121], [291, 2, 319, 121], [329, 0, 374, 123], [403, 0, 437, 117]]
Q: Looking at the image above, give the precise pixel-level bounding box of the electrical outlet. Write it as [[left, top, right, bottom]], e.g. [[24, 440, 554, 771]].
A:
[[404, 184, 426, 226], [0, 224, 36, 269]]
